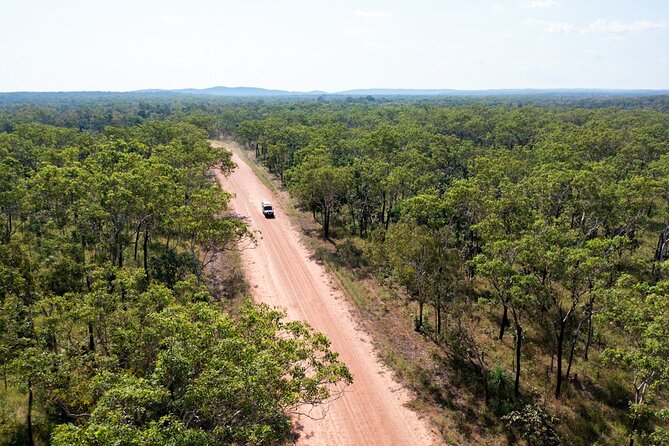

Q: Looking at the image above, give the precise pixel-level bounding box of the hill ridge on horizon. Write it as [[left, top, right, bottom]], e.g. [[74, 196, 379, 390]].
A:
[[3, 86, 669, 97], [160, 85, 669, 97]]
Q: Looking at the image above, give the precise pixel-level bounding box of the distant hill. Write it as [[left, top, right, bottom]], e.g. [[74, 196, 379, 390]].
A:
[[162, 86, 669, 97], [170, 86, 326, 96], [335, 88, 669, 97]]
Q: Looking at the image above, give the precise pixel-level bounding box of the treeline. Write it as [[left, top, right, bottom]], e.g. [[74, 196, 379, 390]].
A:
[[0, 120, 351, 444], [2, 91, 669, 133], [230, 101, 669, 445]]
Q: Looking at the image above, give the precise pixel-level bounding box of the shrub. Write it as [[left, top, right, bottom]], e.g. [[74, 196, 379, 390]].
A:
[[502, 403, 561, 446]]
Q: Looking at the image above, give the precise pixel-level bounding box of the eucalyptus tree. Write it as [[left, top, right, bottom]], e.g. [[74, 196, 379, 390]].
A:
[[602, 278, 669, 446], [286, 146, 352, 239]]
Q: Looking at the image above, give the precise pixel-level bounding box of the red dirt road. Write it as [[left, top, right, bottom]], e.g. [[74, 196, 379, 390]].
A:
[[213, 141, 439, 446]]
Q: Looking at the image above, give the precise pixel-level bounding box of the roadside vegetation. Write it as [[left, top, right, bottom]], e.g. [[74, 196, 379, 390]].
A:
[[0, 118, 351, 445], [1, 92, 669, 445], [227, 97, 669, 446]]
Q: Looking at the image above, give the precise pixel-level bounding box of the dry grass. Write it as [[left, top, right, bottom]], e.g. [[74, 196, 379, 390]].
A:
[[205, 246, 252, 314], [0, 383, 50, 446]]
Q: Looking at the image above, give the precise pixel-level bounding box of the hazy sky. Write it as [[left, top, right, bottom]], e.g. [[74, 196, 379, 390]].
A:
[[1, 0, 668, 92]]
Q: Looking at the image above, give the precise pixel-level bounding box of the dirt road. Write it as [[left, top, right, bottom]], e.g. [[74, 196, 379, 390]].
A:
[[213, 141, 439, 446]]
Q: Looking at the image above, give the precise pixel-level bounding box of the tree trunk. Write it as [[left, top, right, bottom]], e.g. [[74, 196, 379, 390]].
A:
[[381, 192, 387, 229], [436, 304, 442, 337], [629, 416, 638, 446], [384, 200, 392, 231], [5, 212, 11, 242], [583, 294, 594, 361], [565, 333, 577, 382], [584, 313, 593, 361], [566, 314, 588, 381], [499, 304, 509, 341], [555, 320, 566, 398], [88, 322, 95, 352], [514, 322, 522, 398], [27, 379, 34, 446], [323, 206, 330, 239], [348, 203, 356, 235], [143, 229, 150, 278], [133, 222, 141, 262]]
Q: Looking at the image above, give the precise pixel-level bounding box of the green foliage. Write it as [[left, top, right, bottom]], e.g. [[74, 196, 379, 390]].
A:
[[149, 247, 198, 288], [503, 403, 562, 446], [49, 302, 351, 446], [0, 118, 350, 444], [224, 97, 669, 442], [601, 278, 669, 442], [4, 94, 669, 444], [335, 239, 364, 269], [488, 365, 514, 413]]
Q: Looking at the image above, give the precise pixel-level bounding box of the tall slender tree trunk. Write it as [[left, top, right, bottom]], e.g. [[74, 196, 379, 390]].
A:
[[134, 222, 141, 262], [555, 320, 566, 398], [348, 203, 356, 235], [143, 229, 150, 278], [384, 200, 392, 231], [88, 323, 95, 352], [629, 416, 638, 446], [6, 213, 11, 242], [499, 304, 509, 340], [584, 314, 593, 361], [565, 333, 577, 382], [566, 314, 587, 381], [381, 192, 387, 229], [514, 321, 522, 398], [27, 379, 34, 446], [323, 206, 330, 239]]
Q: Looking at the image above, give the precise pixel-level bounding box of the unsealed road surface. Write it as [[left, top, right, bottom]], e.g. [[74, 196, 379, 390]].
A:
[[214, 141, 438, 446]]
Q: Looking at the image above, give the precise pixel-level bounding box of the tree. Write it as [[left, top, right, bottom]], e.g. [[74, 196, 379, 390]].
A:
[[385, 222, 435, 330], [475, 239, 537, 398], [51, 302, 352, 446], [286, 147, 351, 239], [601, 277, 669, 446]]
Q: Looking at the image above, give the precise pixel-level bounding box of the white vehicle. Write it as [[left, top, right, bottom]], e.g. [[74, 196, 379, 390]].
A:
[[261, 201, 275, 218]]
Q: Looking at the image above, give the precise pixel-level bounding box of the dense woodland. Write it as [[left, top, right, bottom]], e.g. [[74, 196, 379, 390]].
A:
[[229, 97, 669, 446], [0, 114, 351, 445], [1, 92, 669, 445]]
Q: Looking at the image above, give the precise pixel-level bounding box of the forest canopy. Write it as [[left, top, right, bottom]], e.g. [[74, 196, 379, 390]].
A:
[[0, 116, 351, 445], [2, 92, 669, 445]]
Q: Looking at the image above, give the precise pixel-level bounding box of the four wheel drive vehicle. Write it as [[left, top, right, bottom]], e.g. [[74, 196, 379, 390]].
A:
[[261, 201, 275, 218]]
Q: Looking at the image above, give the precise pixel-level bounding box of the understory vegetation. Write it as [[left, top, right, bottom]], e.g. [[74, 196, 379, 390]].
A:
[[1, 92, 669, 445]]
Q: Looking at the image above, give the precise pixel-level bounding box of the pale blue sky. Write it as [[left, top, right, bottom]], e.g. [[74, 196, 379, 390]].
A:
[[1, 0, 667, 92]]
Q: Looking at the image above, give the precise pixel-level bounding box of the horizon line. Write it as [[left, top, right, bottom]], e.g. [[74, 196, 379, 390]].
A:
[[2, 86, 669, 95]]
